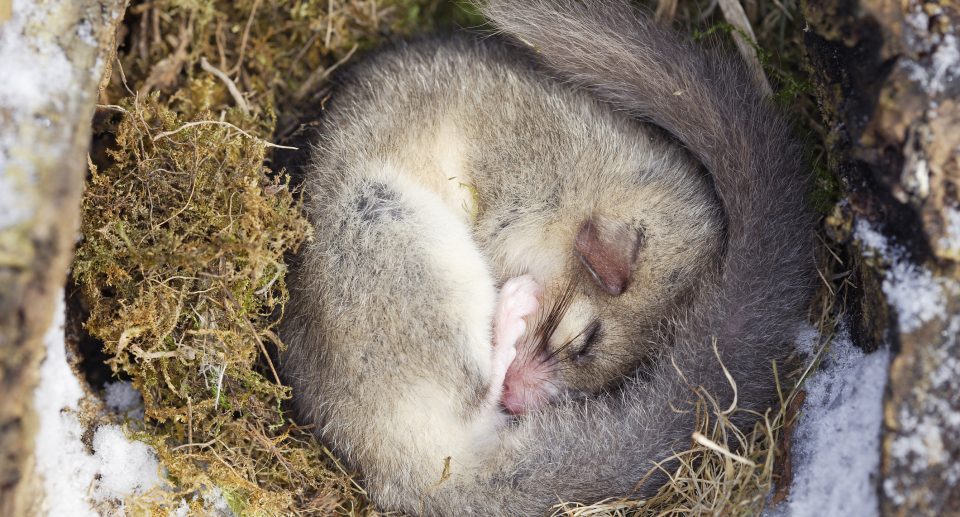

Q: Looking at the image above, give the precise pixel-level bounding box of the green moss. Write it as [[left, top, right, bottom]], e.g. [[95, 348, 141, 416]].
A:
[[76, 92, 325, 514], [76, 0, 454, 514]]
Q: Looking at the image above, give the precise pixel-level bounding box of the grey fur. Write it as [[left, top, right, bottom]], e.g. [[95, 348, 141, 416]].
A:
[[281, 0, 814, 515]]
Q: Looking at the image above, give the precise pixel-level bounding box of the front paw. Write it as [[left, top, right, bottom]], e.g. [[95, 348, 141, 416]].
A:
[[488, 275, 542, 402]]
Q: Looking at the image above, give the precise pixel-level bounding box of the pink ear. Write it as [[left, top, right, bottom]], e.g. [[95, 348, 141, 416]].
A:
[[574, 219, 643, 296]]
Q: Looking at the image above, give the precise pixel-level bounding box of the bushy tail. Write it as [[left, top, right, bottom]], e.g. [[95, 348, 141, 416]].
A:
[[422, 1, 815, 514]]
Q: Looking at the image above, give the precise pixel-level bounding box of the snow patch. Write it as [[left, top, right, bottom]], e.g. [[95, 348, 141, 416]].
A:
[[853, 220, 889, 256], [770, 326, 890, 517], [0, 0, 75, 115], [0, 171, 30, 230], [901, 4, 958, 96], [34, 296, 99, 517], [852, 219, 960, 505], [794, 324, 820, 357], [105, 380, 145, 420], [854, 220, 948, 332], [34, 295, 166, 514], [882, 260, 945, 332], [929, 34, 959, 95], [938, 207, 960, 253], [76, 20, 97, 47], [203, 487, 233, 514], [92, 425, 163, 501], [883, 317, 960, 504], [0, 0, 104, 229], [167, 487, 234, 516], [170, 499, 191, 517], [905, 9, 929, 35]]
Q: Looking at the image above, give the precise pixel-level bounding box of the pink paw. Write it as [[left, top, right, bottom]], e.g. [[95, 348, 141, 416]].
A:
[[487, 275, 542, 404], [494, 275, 542, 349]]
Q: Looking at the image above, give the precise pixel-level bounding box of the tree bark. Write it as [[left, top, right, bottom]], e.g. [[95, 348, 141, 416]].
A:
[[803, 1, 960, 514], [0, 1, 127, 515]]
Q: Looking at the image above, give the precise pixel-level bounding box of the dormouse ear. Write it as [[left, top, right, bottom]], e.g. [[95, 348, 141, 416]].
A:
[[574, 219, 644, 296]]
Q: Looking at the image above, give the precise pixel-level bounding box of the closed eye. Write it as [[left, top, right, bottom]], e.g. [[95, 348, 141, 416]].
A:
[[571, 320, 601, 364]]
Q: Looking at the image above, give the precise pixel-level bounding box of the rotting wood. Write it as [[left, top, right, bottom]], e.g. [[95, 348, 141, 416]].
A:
[[803, 1, 960, 514], [0, 1, 128, 515]]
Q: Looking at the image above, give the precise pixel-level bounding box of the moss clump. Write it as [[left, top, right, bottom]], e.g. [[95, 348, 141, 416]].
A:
[[75, 93, 334, 513], [75, 0, 465, 514]]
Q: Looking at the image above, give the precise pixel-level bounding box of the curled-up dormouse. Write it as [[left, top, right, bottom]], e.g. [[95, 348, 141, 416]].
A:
[[281, 1, 814, 515]]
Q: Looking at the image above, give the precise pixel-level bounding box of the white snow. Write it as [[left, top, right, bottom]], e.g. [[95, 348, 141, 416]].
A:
[[166, 487, 233, 517], [35, 296, 234, 515], [7, 2, 166, 512], [104, 380, 145, 420], [883, 317, 960, 504], [938, 207, 960, 253], [0, 1, 75, 117], [853, 219, 889, 256], [855, 219, 948, 332], [76, 19, 97, 47], [819, 219, 960, 508], [929, 34, 959, 95], [0, 0, 106, 230], [881, 260, 946, 332], [170, 499, 191, 517], [904, 9, 929, 35], [901, 3, 959, 97], [34, 296, 100, 517], [92, 425, 163, 500], [769, 326, 891, 517], [0, 171, 30, 231], [793, 324, 820, 357], [202, 487, 232, 515], [34, 295, 166, 515]]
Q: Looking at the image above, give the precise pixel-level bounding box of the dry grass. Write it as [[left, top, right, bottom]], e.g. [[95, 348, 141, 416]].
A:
[[72, 0, 833, 515]]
